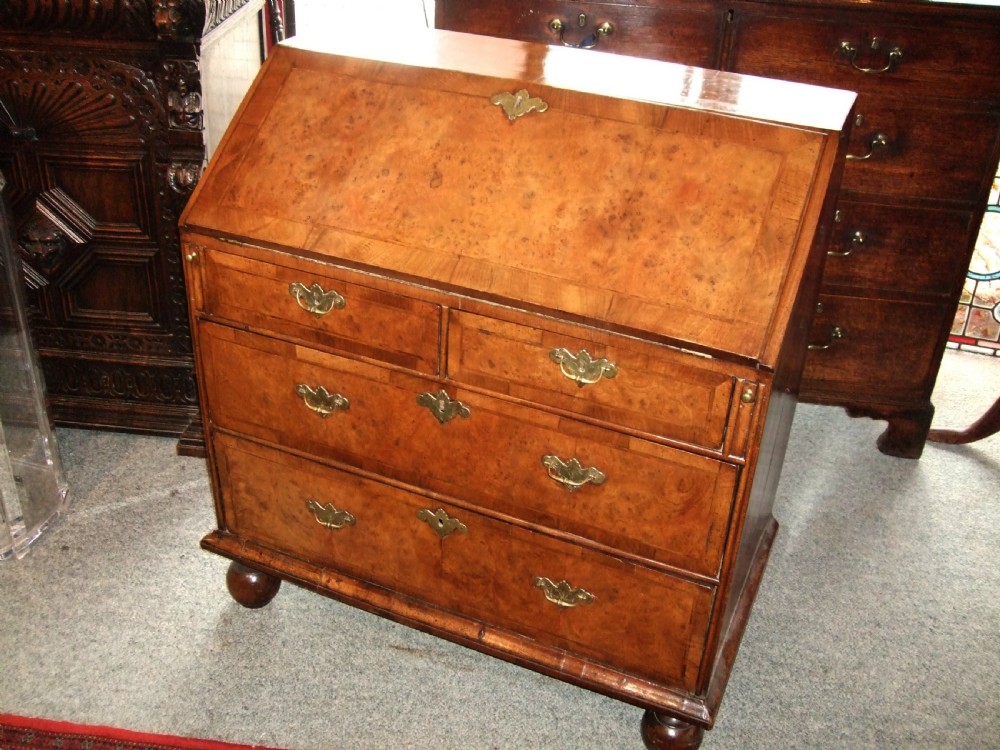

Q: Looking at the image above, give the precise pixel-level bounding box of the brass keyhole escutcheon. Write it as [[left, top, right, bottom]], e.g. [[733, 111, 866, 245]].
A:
[[416, 508, 468, 539], [416, 389, 471, 424]]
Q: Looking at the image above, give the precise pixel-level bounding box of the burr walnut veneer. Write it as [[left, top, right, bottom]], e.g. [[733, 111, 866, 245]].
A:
[[180, 30, 854, 748], [436, 0, 1000, 459]]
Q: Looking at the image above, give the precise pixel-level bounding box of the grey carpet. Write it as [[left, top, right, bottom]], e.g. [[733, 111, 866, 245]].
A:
[[1, 349, 998, 750]]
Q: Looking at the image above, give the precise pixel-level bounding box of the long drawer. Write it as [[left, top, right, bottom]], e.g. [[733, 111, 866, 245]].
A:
[[447, 310, 742, 452], [727, 7, 1000, 102], [435, 0, 724, 67], [199, 322, 739, 579], [214, 432, 715, 692]]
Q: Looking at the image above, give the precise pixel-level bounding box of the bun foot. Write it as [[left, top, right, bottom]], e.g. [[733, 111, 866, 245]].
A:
[[226, 560, 281, 608], [640, 710, 704, 750]]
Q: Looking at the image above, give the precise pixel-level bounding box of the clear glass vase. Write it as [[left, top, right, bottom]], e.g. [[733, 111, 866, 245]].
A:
[[0, 169, 70, 560]]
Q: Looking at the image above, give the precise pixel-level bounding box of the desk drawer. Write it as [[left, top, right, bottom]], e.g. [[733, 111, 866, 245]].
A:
[[198, 246, 440, 373], [448, 310, 738, 451], [436, 0, 723, 68], [802, 294, 952, 401], [728, 9, 1000, 101], [201, 323, 738, 579], [838, 98, 1000, 205], [215, 432, 713, 692], [823, 200, 978, 298]]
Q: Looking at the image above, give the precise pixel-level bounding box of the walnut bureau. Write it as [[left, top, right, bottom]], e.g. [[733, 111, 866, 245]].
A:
[[179, 30, 854, 749], [436, 0, 1000, 459]]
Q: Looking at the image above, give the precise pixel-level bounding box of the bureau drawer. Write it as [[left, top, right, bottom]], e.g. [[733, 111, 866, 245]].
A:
[[198, 246, 440, 373], [802, 294, 953, 401], [728, 9, 1000, 101], [448, 310, 738, 451], [215, 432, 714, 692], [823, 200, 978, 298], [200, 323, 738, 579], [436, 0, 723, 68], [838, 97, 1000, 205]]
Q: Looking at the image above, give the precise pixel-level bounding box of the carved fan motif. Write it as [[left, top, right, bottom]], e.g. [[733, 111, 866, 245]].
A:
[[0, 53, 167, 143]]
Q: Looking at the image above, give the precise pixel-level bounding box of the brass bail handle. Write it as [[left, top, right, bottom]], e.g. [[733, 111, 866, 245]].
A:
[[289, 281, 346, 317], [296, 383, 350, 417], [808, 326, 845, 351], [549, 348, 618, 387], [533, 576, 595, 608], [542, 455, 607, 491], [839, 37, 903, 74], [306, 500, 356, 530], [548, 13, 614, 49]]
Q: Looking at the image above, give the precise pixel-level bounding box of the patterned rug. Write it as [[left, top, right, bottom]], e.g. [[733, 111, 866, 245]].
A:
[[0, 714, 289, 750]]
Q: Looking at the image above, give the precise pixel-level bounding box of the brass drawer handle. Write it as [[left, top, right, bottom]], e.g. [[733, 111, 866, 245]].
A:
[[549, 348, 618, 386], [548, 14, 613, 49], [416, 508, 468, 539], [839, 38, 903, 74], [542, 455, 606, 491], [295, 383, 350, 417], [533, 576, 595, 608], [808, 326, 845, 351], [416, 389, 471, 424], [289, 281, 346, 317], [846, 133, 889, 161], [306, 500, 356, 530], [828, 230, 867, 258]]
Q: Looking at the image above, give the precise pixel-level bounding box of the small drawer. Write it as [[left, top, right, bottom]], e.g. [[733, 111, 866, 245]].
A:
[[436, 0, 724, 68], [215, 432, 714, 692], [447, 311, 739, 451], [823, 200, 978, 299], [198, 245, 440, 373], [801, 294, 953, 402], [200, 323, 739, 579], [729, 9, 1000, 102], [838, 97, 1000, 205]]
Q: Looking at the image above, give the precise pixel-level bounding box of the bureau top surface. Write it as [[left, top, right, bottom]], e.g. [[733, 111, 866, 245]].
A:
[[181, 29, 854, 367]]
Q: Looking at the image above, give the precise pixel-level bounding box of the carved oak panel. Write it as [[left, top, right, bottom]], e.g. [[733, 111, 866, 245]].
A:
[[0, 0, 269, 448]]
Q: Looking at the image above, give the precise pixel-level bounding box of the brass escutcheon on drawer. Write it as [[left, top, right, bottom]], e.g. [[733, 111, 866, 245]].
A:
[[416, 389, 471, 424], [416, 508, 468, 539], [549, 347, 618, 386], [533, 576, 595, 608], [289, 281, 346, 317], [542, 455, 607, 491]]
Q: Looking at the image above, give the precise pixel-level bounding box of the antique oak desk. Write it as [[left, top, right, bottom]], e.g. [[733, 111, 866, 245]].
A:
[[437, 0, 1000, 460], [179, 30, 854, 749]]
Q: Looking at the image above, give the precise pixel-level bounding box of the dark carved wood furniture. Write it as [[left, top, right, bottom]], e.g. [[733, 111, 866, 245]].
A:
[[0, 0, 269, 454], [435, 0, 1000, 459], [180, 30, 853, 748]]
